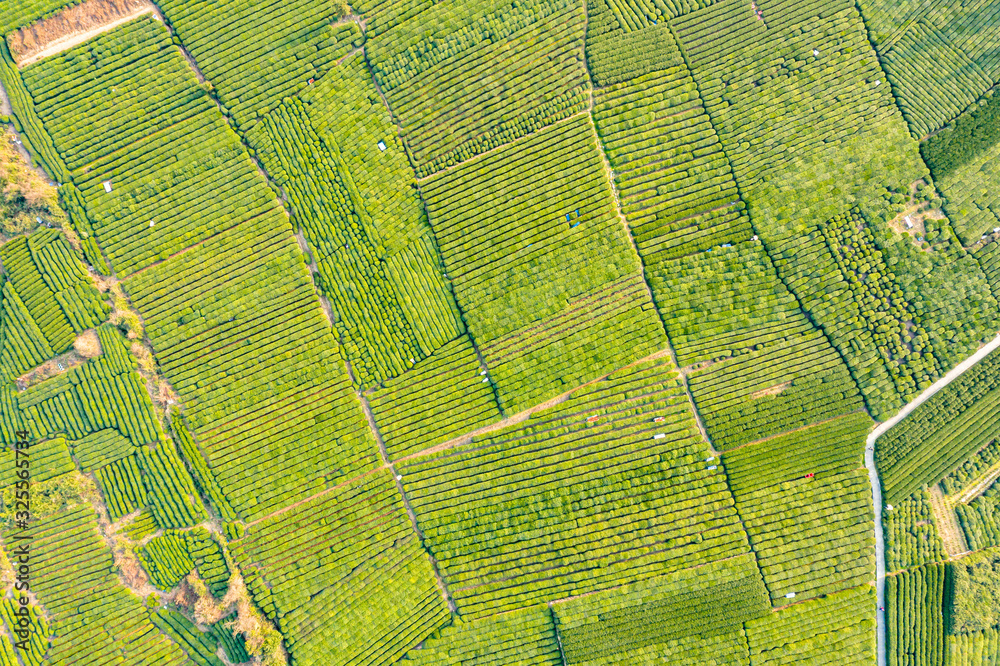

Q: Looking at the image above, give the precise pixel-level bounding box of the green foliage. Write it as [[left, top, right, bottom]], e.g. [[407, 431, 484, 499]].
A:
[[151, 609, 225, 666], [367, 0, 589, 173], [139, 532, 196, 590], [585, 6, 682, 86], [0, 42, 68, 183], [687, 329, 864, 449], [71, 429, 134, 472], [212, 619, 250, 664], [886, 563, 946, 666], [724, 415, 874, 603], [650, 240, 813, 367], [10, 503, 188, 664], [156, 0, 362, 128], [744, 585, 876, 665], [877, 347, 1000, 503], [922, 88, 1000, 180], [95, 454, 147, 522], [0, 278, 52, 381], [554, 554, 768, 663], [884, 490, 946, 573], [399, 356, 749, 617], [403, 605, 561, 665], [936, 135, 1000, 246], [140, 439, 207, 529], [171, 416, 236, 522], [941, 439, 1000, 496], [369, 335, 501, 460], [249, 89, 461, 387], [184, 528, 230, 598], [593, 47, 751, 264], [673, 0, 925, 239], [0, 599, 48, 666], [881, 21, 992, 139], [947, 626, 1000, 664], [121, 507, 160, 541], [950, 547, 1000, 634], [230, 471, 448, 665]]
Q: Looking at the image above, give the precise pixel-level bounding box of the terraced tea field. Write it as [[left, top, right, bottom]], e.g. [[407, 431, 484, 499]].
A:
[[1, 0, 1000, 664]]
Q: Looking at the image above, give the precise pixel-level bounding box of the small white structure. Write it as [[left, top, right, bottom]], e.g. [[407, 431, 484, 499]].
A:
[[482, 377, 489, 383], [993, 227, 1000, 234], [707, 465, 717, 471], [103, 181, 113, 193], [875, 79, 881, 86], [751, 235, 759, 241], [377, 140, 387, 152], [812, 49, 819, 56], [886, 504, 893, 512], [785, 592, 796, 599], [149, 220, 156, 228], [904, 216, 913, 229], [653, 433, 666, 440]]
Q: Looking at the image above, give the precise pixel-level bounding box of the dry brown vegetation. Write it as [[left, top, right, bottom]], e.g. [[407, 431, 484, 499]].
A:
[[0, 127, 62, 240], [7, 0, 153, 65]]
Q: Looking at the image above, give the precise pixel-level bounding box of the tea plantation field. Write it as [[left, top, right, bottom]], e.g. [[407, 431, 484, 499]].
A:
[[0, 0, 999, 664]]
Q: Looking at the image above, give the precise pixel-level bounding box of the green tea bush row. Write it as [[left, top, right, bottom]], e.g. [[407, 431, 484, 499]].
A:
[[122, 209, 377, 520], [184, 527, 230, 598], [0, 278, 52, 380], [250, 97, 437, 386], [649, 241, 812, 367], [399, 356, 749, 617], [744, 585, 876, 665], [883, 489, 946, 573], [20, 18, 276, 278], [881, 21, 991, 138], [1, 234, 77, 353], [935, 137, 1000, 247], [150, 609, 225, 666], [377, 1, 590, 170], [731, 463, 874, 604], [139, 440, 206, 529], [941, 439, 1000, 496], [687, 330, 864, 449], [157, 0, 362, 127], [71, 428, 135, 472], [231, 471, 448, 665], [139, 532, 196, 590], [0, 0, 85, 36], [876, 347, 1000, 502], [922, 88, 1000, 180], [674, 0, 923, 239], [0, 42, 68, 183], [886, 562, 946, 666], [593, 49, 751, 265], [947, 627, 1000, 665], [420, 115, 639, 344], [402, 605, 561, 665], [95, 454, 147, 522], [723, 412, 871, 496], [369, 335, 501, 460], [0, 598, 48, 666], [553, 554, 768, 663], [21, 17, 211, 173], [20, 503, 188, 664], [478, 274, 665, 414], [585, 0, 685, 86], [171, 417, 236, 522], [121, 507, 159, 542]]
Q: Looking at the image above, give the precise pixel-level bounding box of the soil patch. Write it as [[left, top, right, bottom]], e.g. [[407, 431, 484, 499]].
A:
[[750, 381, 791, 400], [9, 0, 155, 67]]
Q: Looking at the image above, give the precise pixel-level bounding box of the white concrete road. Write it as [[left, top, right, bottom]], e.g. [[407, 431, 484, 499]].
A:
[[865, 332, 1000, 666]]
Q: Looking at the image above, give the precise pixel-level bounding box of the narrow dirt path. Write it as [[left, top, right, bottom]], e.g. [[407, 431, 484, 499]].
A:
[[17, 4, 156, 67], [957, 462, 1000, 504], [867, 331, 1000, 666], [928, 485, 970, 558]]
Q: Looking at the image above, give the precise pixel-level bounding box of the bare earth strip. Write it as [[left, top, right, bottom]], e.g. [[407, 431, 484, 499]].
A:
[[928, 484, 970, 558], [958, 462, 1000, 504], [10, 0, 156, 67]]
